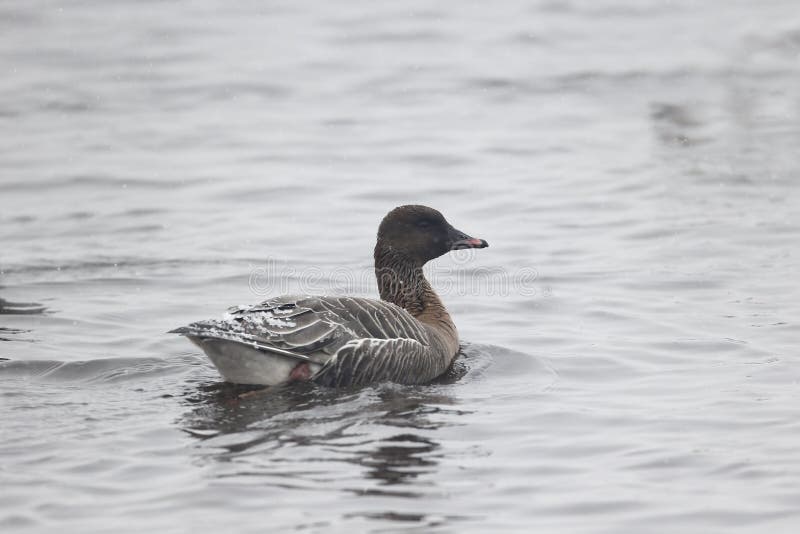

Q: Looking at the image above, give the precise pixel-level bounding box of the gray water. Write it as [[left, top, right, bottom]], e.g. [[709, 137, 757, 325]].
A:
[[2, 1, 800, 532]]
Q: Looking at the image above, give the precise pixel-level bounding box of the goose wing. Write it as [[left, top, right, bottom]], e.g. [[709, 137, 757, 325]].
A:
[[312, 337, 444, 387], [170, 294, 429, 365]]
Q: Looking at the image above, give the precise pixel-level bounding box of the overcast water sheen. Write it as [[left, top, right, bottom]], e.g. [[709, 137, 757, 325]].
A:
[[2, 1, 800, 532]]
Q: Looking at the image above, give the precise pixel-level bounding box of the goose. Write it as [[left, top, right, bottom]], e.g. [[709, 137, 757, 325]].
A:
[[170, 205, 488, 387]]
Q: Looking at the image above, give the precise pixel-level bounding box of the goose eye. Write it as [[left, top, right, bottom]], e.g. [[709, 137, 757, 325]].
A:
[[416, 220, 432, 228]]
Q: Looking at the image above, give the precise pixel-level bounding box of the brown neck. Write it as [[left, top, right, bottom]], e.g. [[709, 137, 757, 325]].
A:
[[374, 242, 459, 355], [374, 243, 447, 321]]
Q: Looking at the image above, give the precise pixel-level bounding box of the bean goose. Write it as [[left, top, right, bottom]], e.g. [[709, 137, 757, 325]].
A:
[[170, 205, 488, 387]]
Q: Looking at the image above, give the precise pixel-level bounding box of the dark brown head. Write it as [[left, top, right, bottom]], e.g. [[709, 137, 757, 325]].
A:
[[375, 205, 488, 265]]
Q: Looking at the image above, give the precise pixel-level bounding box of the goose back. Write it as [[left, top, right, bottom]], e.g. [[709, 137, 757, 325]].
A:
[[172, 295, 428, 360]]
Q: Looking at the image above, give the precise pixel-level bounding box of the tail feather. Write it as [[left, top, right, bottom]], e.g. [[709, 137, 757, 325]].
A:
[[170, 323, 312, 362]]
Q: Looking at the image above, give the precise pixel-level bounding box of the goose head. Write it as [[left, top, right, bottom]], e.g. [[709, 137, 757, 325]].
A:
[[376, 205, 488, 265]]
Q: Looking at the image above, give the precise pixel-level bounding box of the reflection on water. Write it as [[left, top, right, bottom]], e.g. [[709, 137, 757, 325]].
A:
[[0, 297, 47, 343], [179, 371, 467, 495], [0, 297, 47, 315]]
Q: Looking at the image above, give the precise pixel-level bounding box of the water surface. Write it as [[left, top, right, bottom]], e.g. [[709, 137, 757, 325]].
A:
[[2, 0, 800, 532]]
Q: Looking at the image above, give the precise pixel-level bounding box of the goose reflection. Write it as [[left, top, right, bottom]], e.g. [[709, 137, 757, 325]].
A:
[[178, 371, 470, 493]]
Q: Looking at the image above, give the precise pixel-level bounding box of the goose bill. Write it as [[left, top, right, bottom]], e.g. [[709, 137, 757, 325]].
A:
[[450, 237, 489, 250]]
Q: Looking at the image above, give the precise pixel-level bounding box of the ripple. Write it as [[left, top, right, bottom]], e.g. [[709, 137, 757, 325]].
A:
[[0, 357, 190, 383], [0, 174, 197, 193], [0, 298, 47, 315]]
